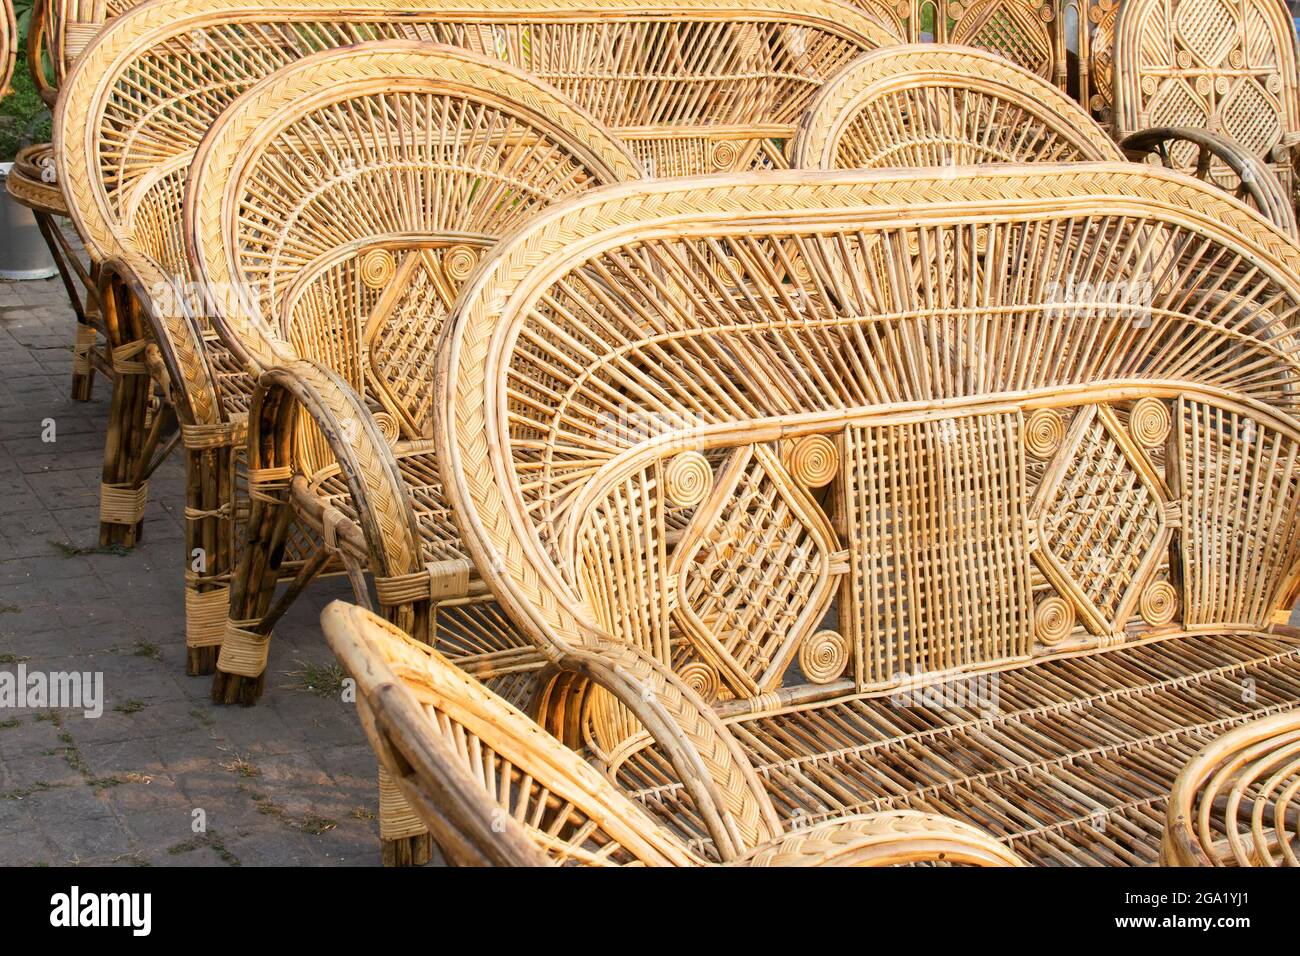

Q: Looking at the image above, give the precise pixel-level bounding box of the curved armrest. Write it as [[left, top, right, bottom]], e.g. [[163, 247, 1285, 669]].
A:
[[736, 810, 1027, 867], [100, 251, 223, 426], [1120, 126, 1298, 237], [250, 358, 424, 579], [551, 638, 783, 862]]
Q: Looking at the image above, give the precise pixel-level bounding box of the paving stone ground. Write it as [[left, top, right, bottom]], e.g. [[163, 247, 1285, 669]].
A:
[[0, 260, 408, 867]]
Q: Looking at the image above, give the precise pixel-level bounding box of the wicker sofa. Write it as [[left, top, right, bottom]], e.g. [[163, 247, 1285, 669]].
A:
[[428, 164, 1300, 865]]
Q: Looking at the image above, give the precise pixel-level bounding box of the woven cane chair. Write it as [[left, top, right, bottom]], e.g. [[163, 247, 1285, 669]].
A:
[[1, 0, 14, 100], [184, 39, 641, 706], [321, 600, 1026, 867], [436, 164, 1300, 865], [5, 0, 145, 403], [1109, 0, 1300, 215], [794, 44, 1300, 236], [1163, 710, 1300, 866], [55, 0, 891, 680], [793, 45, 1125, 170]]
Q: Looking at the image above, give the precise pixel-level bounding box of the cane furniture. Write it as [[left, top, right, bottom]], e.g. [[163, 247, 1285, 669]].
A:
[[434, 164, 1300, 865], [860, 0, 1066, 84], [1163, 709, 1300, 865], [5, 0, 145, 402], [58, 0, 894, 681], [321, 600, 1026, 867], [1109, 0, 1300, 214], [57, 0, 891, 682], [180, 42, 645, 861], [1, 0, 14, 100], [794, 44, 1300, 236]]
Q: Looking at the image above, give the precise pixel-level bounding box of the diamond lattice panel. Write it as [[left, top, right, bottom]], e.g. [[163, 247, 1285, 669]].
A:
[[1175, 0, 1237, 66], [1034, 405, 1170, 634], [671, 443, 838, 697]]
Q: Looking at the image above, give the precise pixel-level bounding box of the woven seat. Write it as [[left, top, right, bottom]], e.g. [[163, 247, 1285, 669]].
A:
[[437, 165, 1300, 865], [321, 600, 1026, 867], [1163, 708, 1300, 866], [614, 632, 1300, 864]]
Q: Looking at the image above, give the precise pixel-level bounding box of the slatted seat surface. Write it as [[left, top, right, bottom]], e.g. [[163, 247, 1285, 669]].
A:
[[611, 631, 1300, 865]]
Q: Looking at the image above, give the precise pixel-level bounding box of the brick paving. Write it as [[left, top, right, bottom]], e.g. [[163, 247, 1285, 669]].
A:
[[0, 259, 405, 867]]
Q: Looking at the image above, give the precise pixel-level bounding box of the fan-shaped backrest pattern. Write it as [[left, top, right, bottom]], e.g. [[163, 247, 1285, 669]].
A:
[[438, 166, 1300, 728], [186, 43, 641, 450], [57, 0, 894, 265], [793, 44, 1123, 170]]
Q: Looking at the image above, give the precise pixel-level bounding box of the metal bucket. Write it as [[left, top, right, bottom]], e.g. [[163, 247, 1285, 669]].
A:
[[0, 163, 60, 281]]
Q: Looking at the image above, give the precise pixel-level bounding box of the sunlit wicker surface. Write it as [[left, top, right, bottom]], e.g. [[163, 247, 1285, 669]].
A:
[[52, 0, 891, 693], [183, 42, 642, 703], [1111, 0, 1300, 205], [1163, 709, 1300, 866], [437, 164, 1300, 865], [322, 600, 1027, 867], [794, 43, 1299, 236], [794, 44, 1124, 171]]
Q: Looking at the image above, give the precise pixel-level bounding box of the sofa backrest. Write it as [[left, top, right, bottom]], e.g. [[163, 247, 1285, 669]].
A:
[[437, 165, 1300, 752]]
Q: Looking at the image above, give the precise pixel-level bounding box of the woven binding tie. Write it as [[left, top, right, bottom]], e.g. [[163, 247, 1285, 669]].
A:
[[185, 586, 230, 649], [110, 339, 149, 376], [248, 465, 293, 503], [217, 620, 270, 677], [374, 559, 473, 606], [180, 418, 248, 451], [72, 325, 97, 375], [100, 482, 148, 526], [378, 767, 428, 841]]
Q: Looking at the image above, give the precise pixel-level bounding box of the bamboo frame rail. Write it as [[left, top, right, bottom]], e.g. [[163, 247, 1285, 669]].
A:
[[322, 600, 1026, 866], [1163, 709, 1300, 865], [53, 0, 891, 696], [435, 164, 1300, 864], [1, 0, 14, 100]]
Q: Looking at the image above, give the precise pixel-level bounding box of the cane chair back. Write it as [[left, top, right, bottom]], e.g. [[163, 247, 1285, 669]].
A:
[[1, 0, 14, 100], [875, 0, 1063, 82], [437, 164, 1300, 775], [793, 44, 1123, 170], [1111, 0, 1300, 200], [59, 0, 895, 265], [27, 0, 142, 104], [322, 600, 1027, 866], [55, 0, 893, 428], [186, 41, 641, 481]]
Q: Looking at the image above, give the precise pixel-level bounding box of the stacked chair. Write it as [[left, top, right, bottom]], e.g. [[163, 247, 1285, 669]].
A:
[[6, 0, 147, 408], [35, 0, 1300, 864]]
